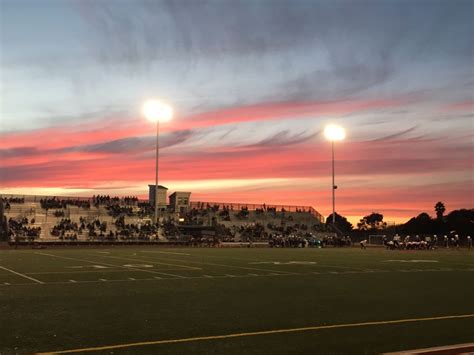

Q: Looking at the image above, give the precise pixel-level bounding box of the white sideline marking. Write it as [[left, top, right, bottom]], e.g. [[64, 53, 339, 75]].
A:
[[0, 266, 44, 284], [203, 275, 213, 278], [66, 265, 109, 269], [225, 274, 236, 278], [250, 261, 317, 265], [248, 273, 258, 276], [26, 270, 128, 275], [128, 278, 136, 281], [4, 282, 10, 285], [154, 277, 162, 280], [383, 342, 474, 354], [99, 279, 107, 282], [69, 280, 77, 283], [384, 260, 439, 263], [141, 251, 191, 256], [36, 314, 474, 354]]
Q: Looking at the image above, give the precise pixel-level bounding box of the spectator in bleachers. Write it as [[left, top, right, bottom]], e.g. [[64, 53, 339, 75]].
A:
[[8, 217, 41, 241]]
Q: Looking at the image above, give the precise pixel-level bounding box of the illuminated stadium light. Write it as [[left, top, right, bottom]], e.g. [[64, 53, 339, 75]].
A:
[[324, 124, 346, 141], [142, 99, 174, 226], [142, 99, 173, 123], [324, 124, 346, 225]]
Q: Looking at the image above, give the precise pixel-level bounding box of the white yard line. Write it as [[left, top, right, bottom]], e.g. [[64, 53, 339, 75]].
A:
[[0, 265, 44, 284], [25, 268, 191, 275], [100, 255, 201, 270], [140, 251, 191, 256], [137, 253, 296, 275], [34, 252, 187, 279], [26, 270, 127, 275], [1, 267, 470, 287]]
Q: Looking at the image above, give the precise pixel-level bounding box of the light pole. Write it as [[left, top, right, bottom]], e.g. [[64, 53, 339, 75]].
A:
[[324, 124, 346, 225], [142, 99, 173, 225]]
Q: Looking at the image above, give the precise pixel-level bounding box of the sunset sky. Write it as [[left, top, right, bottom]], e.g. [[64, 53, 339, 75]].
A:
[[1, 0, 473, 224]]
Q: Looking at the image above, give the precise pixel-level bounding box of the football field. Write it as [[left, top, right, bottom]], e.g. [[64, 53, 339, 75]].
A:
[[1, 247, 473, 354]]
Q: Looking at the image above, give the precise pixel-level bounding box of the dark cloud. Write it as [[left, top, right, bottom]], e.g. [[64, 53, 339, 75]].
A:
[[0, 147, 40, 159], [73, 129, 195, 153], [371, 126, 418, 142], [0, 162, 69, 183], [77, 0, 473, 67], [249, 130, 319, 148]]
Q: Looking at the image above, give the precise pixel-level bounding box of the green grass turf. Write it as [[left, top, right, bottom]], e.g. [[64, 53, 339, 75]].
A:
[[0, 247, 473, 354]]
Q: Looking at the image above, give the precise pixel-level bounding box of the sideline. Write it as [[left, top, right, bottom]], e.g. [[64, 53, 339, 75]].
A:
[[0, 265, 44, 284], [36, 313, 474, 354]]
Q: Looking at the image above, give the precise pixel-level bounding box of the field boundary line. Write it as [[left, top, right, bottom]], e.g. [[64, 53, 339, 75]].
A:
[[36, 313, 474, 354], [34, 252, 187, 279], [383, 342, 474, 354], [143, 251, 191, 256], [137, 252, 296, 275], [0, 265, 44, 284], [99, 254, 201, 270], [24, 268, 192, 275]]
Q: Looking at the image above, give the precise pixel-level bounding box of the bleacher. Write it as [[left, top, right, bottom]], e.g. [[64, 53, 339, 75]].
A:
[[1, 194, 327, 245]]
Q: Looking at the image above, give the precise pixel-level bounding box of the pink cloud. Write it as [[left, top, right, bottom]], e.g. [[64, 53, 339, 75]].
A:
[[2, 97, 471, 222], [443, 100, 474, 112], [0, 98, 407, 151]]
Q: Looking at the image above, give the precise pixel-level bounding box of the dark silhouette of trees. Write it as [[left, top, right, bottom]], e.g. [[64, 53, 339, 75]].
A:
[[445, 209, 473, 236], [357, 212, 386, 231], [434, 201, 446, 220], [402, 212, 435, 235], [325, 212, 353, 233]]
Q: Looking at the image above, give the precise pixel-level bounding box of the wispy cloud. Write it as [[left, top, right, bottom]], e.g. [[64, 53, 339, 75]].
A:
[[370, 126, 418, 142]]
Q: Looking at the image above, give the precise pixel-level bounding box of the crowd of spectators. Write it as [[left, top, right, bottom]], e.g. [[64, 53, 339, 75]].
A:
[[2, 197, 25, 210], [40, 197, 90, 210], [187, 236, 220, 247], [106, 205, 134, 217], [113, 215, 159, 240], [236, 223, 267, 241], [51, 218, 79, 239], [8, 217, 41, 241], [92, 195, 138, 206], [269, 234, 352, 248]]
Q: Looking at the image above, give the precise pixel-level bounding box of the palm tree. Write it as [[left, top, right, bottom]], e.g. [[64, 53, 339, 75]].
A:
[[435, 201, 446, 220]]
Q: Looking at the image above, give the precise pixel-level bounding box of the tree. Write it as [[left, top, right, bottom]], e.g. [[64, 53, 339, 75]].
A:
[[445, 209, 474, 236], [402, 212, 435, 235], [357, 212, 386, 231], [434, 201, 446, 221], [325, 212, 353, 233]]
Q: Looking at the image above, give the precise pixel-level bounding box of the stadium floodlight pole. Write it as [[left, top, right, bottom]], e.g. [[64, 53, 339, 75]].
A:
[[142, 99, 173, 225], [323, 124, 346, 225]]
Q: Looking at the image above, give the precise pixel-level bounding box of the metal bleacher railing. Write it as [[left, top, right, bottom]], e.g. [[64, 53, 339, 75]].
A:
[[189, 201, 324, 223]]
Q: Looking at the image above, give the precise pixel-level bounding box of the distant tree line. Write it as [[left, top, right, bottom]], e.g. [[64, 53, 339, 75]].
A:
[[326, 201, 473, 236]]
